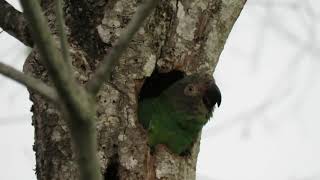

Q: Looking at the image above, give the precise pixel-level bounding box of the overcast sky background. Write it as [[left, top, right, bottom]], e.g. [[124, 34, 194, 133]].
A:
[[0, 0, 320, 180]]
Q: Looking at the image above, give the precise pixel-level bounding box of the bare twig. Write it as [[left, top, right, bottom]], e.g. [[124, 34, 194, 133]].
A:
[[55, 0, 72, 68], [87, 0, 160, 95], [0, 62, 58, 102], [20, 0, 102, 179], [0, 0, 33, 46]]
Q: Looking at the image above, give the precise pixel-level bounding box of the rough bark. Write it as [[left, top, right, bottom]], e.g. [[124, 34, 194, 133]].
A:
[[21, 0, 246, 179]]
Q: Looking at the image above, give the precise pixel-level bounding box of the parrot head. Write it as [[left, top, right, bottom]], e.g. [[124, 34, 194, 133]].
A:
[[163, 73, 221, 116]]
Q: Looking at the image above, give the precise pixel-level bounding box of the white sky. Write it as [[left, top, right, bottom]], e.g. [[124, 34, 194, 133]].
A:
[[0, 0, 319, 180], [198, 1, 320, 180]]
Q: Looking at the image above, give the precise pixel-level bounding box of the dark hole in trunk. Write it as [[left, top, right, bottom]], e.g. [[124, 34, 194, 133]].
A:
[[104, 154, 120, 180], [139, 70, 185, 100]]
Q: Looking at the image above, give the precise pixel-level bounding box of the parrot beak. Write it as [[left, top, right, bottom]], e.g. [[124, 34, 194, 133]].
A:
[[203, 81, 221, 111]]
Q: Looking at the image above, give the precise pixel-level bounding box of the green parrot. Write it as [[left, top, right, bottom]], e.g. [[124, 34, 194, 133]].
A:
[[138, 73, 221, 155]]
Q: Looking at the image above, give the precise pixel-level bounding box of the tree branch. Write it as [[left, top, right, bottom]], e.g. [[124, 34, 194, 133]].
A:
[[0, 0, 33, 46], [55, 0, 72, 68], [20, 0, 102, 179], [20, 0, 75, 103], [86, 0, 160, 95], [0, 62, 58, 102]]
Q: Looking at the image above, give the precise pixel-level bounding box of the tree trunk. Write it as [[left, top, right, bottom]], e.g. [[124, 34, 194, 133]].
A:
[[22, 0, 246, 179]]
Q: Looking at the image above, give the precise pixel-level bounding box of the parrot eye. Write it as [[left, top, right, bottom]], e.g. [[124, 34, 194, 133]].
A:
[[184, 84, 198, 96]]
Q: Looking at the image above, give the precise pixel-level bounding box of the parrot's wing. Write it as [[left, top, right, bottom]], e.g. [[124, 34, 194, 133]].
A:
[[138, 98, 156, 128]]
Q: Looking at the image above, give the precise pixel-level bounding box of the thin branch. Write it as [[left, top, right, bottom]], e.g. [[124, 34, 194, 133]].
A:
[[55, 0, 72, 67], [20, 0, 78, 105], [20, 0, 102, 179], [87, 0, 160, 95], [0, 0, 33, 46], [0, 62, 58, 102]]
